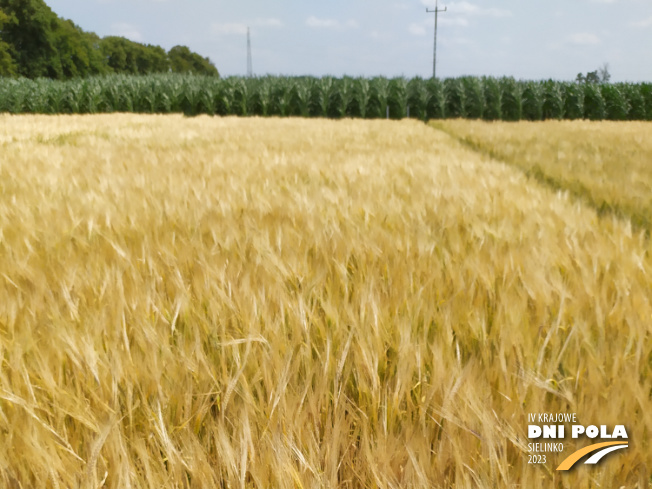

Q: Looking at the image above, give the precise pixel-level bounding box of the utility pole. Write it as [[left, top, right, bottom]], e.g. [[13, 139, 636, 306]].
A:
[[426, 1, 446, 79], [247, 27, 253, 77]]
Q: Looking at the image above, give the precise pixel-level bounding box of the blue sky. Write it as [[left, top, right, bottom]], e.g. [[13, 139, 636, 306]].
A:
[[47, 0, 652, 81]]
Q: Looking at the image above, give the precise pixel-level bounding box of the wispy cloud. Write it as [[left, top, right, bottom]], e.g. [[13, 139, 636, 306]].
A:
[[409, 17, 468, 36], [212, 18, 283, 36], [212, 23, 248, 35], [368, 30, 388, 41], [445, 36, 473, 46], [110, 22, 143, 41], [439, 17, 469, 27], [420, 0, 512, 18], [450, 1, 513, 17], [631, 16, 652, 28], [254, 18, 284, 28], [306, 16, 359, 29], [568, 32, 601, 45], [408, 23, 427, 36]]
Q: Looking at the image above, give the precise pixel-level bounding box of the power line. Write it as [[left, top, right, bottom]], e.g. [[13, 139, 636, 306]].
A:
[[247, 27, 253, 77], [426, 1, 446, 79]]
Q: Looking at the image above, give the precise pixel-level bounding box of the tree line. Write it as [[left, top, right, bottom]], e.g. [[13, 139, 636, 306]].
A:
[[0, 0, 218, 78]]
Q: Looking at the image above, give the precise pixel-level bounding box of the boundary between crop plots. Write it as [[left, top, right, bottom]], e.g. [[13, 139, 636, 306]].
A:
[[428, 121, 651, 237]]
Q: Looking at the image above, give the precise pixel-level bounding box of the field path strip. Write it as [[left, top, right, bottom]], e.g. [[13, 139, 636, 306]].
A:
[[428, 122, 650, 235]]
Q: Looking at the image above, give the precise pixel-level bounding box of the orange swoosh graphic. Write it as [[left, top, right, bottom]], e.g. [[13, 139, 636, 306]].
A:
[[556, 441, 628, 471]]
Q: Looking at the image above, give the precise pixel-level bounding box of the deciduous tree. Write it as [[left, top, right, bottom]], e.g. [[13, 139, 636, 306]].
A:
[[168, 45, 218, 76], [0, 8, 17, 76]]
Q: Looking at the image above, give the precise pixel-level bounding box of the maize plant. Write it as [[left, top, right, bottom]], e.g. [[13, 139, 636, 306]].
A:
[[482, 77, 502, 121], [0, 73, 649, 121], [387, 77, 407, 119], [326, 77, 345, 119], [583, 83, 606, 121], [345, 78, 367, 118], [522, 81, 544, 121], [365, 77, 388, 119], [444, 78, 466, 118], [542, 80, 564, 120], [563, 82, 584, 120], [500, 77, 522, 121], [406, 77, 427, 120], [622, 83, 646, 120], [461, 76, 484, 119], [601, 84, 629, 121], [642, 83, 652, 120]]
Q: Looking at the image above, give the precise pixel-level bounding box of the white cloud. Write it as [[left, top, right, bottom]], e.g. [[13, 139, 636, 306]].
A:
[[568, 33, 601, 45], [548, 32, 603, 51], [253, 18, 284, 28], [368, 30, 385, 40], [307, 16, 338, 28], [452, 1, 513, 17], [306, 16, 358, 29], [439, 17, 470, 26], [631, 16, 652, 27], [211, 18, 283, 36], [409, 23, 427, 36], [420, 0, 512, 17], [448, 37, 473, 45], [110, 23, 143, 42], [212, 23, 248, 35], [409, 17, 468, 36]]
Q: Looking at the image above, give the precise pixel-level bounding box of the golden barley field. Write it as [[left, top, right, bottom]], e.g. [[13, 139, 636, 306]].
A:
[[0, 114, 650, 488], [432, 119, 652, 232]]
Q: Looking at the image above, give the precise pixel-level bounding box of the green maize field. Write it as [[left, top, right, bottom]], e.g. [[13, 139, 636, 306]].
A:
[[1, 73, 651, 120]]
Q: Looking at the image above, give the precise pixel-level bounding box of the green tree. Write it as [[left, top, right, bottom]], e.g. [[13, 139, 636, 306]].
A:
[[0, 8, 17, 76], [135, 44, 169, 74], [168, 45, 218, 76], [576, 64, 610, 85], [101, 37, 172, 75], [52, 19, 91, 78], [585, 71, 600, 84], [0, 0, 60, 78], [0, 0, 219, 79], [48, 19, 110, 78], [101, 36, 135, 73], [598, 63, 611, 83], [82, 31, 110, 74]]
